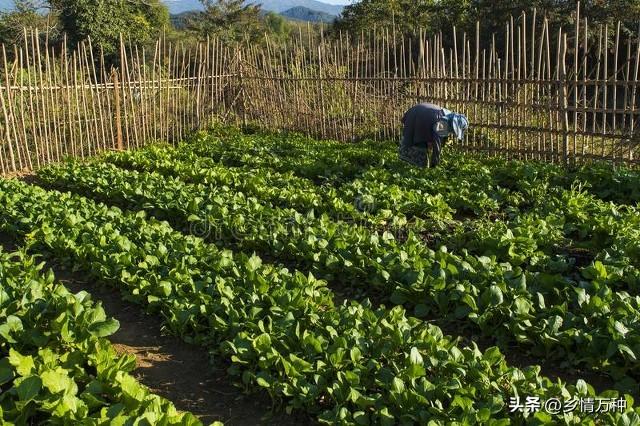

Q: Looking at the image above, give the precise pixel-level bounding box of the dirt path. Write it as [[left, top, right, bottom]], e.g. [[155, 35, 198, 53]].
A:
[[0, 233, 309, 425], [59, 273, 309, 425]]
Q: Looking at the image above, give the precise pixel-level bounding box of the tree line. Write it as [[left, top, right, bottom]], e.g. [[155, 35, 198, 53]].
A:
[[0, 0, 298, 61], [1, 0, 639, 64]]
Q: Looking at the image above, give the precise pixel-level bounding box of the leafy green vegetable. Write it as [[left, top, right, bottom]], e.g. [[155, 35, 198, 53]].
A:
[[0, 248, 204, 424]]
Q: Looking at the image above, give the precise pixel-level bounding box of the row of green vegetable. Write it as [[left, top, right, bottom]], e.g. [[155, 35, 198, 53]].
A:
[[185, 128, 640, 206], [2, 177, 639, 424], [36, 160, 640, 387], [0, 247, 204, 425], [101, 142, 512, 231], [174, 132, 640, 271]]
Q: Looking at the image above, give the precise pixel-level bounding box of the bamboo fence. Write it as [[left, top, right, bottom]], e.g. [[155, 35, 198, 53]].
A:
[[0, 31, 237, 175], [0, 3, 639, 175]]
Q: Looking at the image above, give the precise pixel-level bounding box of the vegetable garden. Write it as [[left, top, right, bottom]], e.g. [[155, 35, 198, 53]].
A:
[[2, 127, 640, 424]]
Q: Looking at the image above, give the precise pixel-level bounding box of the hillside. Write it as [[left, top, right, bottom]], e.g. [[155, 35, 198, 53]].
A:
[[280, 6, 336, 23], [163, 0, 344, 15], [252, 0, 343, 15], [0, 1, 345, 18], [170, 11, 200, 30]]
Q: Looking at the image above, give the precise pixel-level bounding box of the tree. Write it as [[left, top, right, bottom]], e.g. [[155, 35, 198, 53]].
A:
[[49, 0, 169, 56], [332, 0, 640, 53], [332, 0, 439, 36], [264, 12, 291, 42], [0, 1, 56, 45], [187, 0, 263, 43]]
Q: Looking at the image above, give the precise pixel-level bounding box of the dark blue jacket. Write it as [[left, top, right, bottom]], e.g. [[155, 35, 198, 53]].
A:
[[399, 103, 445, 167]]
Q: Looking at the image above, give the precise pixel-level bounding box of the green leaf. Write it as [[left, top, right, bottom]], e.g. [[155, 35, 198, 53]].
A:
[[391, 377, 405, 393], [303, 334, 323, 353], [618, 413, 640, 426], [482, 347, 503, 365], [409, 347, 423, 365], [253, 333, 271, 352], [0, 358, 14, 385], [288, 354, 312, 372], [452, 394, 474, 411], [576, 379, 588, 395], [614, 321, 629, 337], [513, 297, 531, 315], [354, 411, 369, 425], [481, 285, 504, 307], [575, 287, 588, 306], [406, 363, 426, 378], [41, 368, 74, 394], [0, 315, 23, 343], [246, 255, 262, 272], [119, 373, 147, 402], [618, 344, 637, 361], [8, 349, 35, 376], [16, 375, 42, 401], [379, 407, 395, 426], [89, 318, 120, 337], [389, 291, 406, 305], [350, 347, 362, 363], [256, 377, 270, 388]]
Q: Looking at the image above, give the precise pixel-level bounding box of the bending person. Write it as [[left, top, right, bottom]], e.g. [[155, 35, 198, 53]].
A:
[[399, 103, 469, 168]]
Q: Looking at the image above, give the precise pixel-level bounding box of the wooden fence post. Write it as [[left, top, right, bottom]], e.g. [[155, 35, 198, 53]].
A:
[[238, 50, 247, 128], [112, 68, 123, 151], [560, 34, 570, 165]]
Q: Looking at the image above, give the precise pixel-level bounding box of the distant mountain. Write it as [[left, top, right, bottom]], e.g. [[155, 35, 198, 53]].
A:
[[170, 10, 200, 30], [253, 0, 343, 15], [0, 0, 346, 20], [281, 6, 336, 23], [163, 0, 344, 16]]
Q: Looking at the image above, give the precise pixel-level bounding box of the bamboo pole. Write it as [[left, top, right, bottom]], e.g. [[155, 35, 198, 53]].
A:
[[623, 34, 631, 161], [76, 44, 94, 158], [517, 22, 522, 157], [602, 24, 609, 158], [72, 50, 86, 159], [573, 3, 580, 162], [112, 68, 123, 151], [613, 21, 620, 133], [593, 25, 603, 137], [63, 37, 77, 160], [83, 41, 104, 154], [0, 50, 16, 172], [33, 29, 52, 164], [45, 45, 61, 162], [9, 45, 26, 168], [24, 29, 42, 167], [560, 33, 570, 164], [317, 43, 327, 138], [581, 17, 588, 159], [1, 44, 21, 171], [152, 39, 159, 141], [134, 44, 148, 144], [51, 45, 65, 161], [122, 38, 139, 148], [630, 25, 640, 160]]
